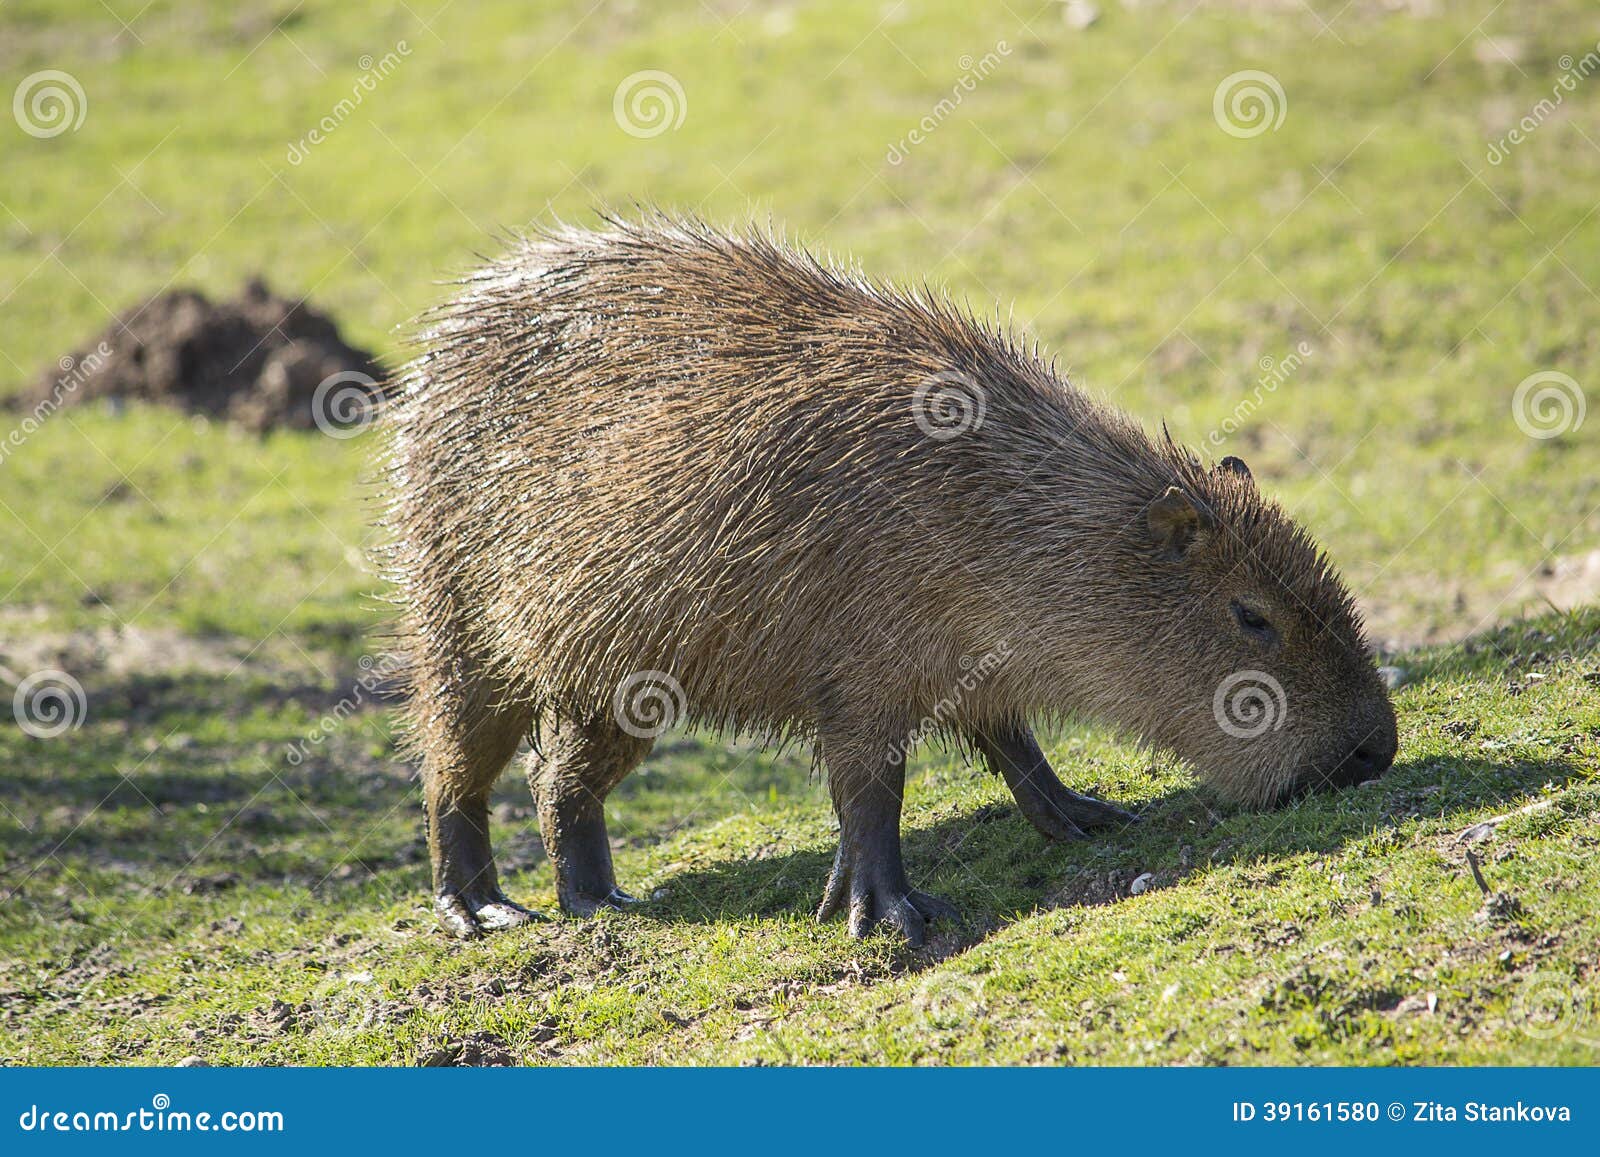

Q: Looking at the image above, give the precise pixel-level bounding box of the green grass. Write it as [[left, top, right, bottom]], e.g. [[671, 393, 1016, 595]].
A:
[[2, 0, 1599, 1065], [2, 0, 1598, 642], [2, 610, 1597, 1065]]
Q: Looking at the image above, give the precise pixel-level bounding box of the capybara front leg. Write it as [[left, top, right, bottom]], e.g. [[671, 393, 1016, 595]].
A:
[[527, 715, 652, 917], [815, 719, 958, 946], [972, 722, 1138, 841]]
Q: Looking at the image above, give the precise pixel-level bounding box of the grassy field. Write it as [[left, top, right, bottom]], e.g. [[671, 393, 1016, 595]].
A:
[[2, 0, 1598, 1064], [2, 611, 1597, 1064]]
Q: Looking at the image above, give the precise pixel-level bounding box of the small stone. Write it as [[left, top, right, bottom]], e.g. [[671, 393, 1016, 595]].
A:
[[1062, 0, 1099, 28], [175, 1056, 209, 1068], [1130, 872, 1154, 895], [1472, 37, 1524, 66]]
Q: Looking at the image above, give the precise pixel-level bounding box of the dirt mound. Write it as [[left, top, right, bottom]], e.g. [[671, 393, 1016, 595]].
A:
[[35, 278, 386, 432]]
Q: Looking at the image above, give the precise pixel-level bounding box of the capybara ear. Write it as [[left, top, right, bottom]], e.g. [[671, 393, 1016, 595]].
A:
[[1148, 485, 1210, 559], [1216, 455, 1253, 483]]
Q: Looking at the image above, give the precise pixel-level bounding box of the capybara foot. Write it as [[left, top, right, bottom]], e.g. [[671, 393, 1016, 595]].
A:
[[1017, 783, 1138, 841], [435, 887, 546, 939], [817, 853, 958, 947], [1016, 798, 1088, 843], [1054, 791, 1139, 831], [974, 724, 1138, 841], [559, 884, 641, 918]]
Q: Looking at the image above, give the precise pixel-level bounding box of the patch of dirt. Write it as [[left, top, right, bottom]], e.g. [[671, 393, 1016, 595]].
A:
[[1364, 548, 1600, 651], [1195, 0, 1439, 14], [1043, 866, 1143, 908], [420, 1032, 517, 1067], [30, 278, 385, 432], [0, 617, 401, 722], [0, 619, 280, 681]]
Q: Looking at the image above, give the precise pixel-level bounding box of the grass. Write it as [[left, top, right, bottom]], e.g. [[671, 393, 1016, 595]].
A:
[[1, 0, 1599, 1064], [2, 609, 1597, 1065], [2, 0, 1598, 642]]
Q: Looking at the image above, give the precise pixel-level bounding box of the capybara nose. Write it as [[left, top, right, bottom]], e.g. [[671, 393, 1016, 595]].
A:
[[1350, 738, 1395, 780]]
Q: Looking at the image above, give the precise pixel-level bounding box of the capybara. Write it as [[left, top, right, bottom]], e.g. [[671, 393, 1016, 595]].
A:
[[378, 215, 1397, 945]]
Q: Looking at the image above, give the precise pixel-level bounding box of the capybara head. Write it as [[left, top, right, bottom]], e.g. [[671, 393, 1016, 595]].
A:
[[1114, 453, 1397, 808]]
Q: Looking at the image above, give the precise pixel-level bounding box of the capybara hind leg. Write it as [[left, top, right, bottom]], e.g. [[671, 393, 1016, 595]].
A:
[[815, 718, 959, 947], [972, 723, 1139, 841], [420, 687, 542, 938], [526, 715, 652, 917]]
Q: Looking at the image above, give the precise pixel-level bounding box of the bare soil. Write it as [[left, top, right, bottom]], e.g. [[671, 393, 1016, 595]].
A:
[[31, 279, 384, 432]]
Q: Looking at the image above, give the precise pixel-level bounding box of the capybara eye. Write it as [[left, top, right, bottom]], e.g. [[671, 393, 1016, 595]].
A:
[[1231, 600, 1276, 641]]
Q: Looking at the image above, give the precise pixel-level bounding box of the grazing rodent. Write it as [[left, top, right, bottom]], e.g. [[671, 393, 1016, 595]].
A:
[[378, 215, 1397, 945]]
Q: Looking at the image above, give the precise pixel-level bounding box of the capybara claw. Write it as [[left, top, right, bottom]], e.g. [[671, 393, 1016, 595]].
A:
[[818, 868, 959, 948], [1024, 808, 1090, 844], [907, 890, 960, 925], [1025, 797, 1140, 841], [1071, 798, 1140, 830], [560, 886, 641, 918], [853, 890, 959, 947], [434, 890, 545, 939]]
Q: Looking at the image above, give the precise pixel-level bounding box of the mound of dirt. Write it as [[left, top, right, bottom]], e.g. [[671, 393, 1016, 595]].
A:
[[35, 278, 386, 432]]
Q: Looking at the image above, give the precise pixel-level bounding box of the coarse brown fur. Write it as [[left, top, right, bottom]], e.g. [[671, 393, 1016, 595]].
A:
[[377, 213, 1397, 943]]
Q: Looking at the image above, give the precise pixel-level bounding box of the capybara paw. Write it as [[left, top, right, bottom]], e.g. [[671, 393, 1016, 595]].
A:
[[1012, 781, 1138, 840], [434, 890, 545, 939], [1062, 794, 1140, 831], [558, 885, 640, 918], [817, 875, 959, 948], [1020, 805, 1090, 844]]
